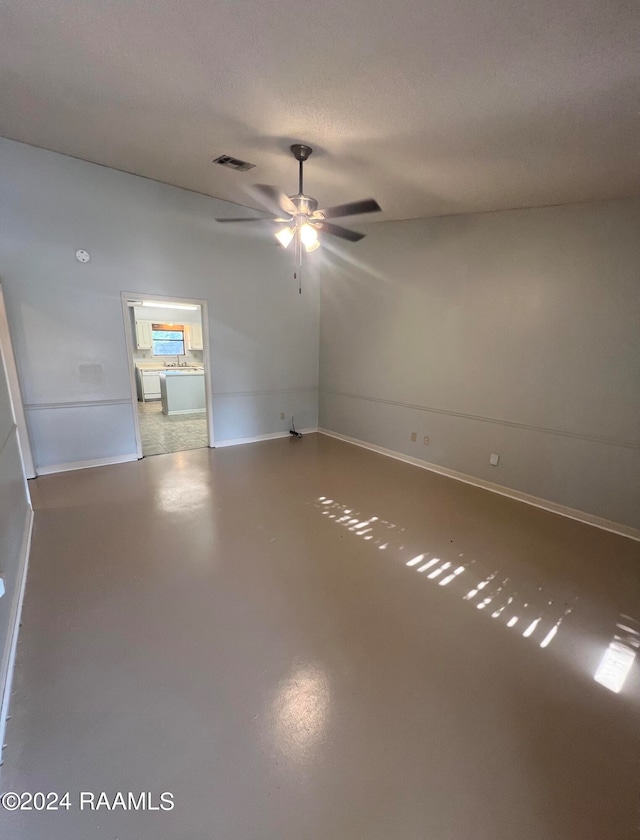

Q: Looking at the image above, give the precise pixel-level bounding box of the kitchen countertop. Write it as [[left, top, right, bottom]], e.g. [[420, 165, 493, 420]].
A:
[[136, 362, 203, 372], [161, 369, 204, 376]]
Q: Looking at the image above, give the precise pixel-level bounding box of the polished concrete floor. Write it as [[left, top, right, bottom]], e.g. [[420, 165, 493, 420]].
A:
[[138, 400, 208, 455], [2, 434, 639, 839]]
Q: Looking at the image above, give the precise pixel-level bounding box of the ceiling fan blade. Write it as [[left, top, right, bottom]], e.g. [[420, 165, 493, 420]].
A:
[[316, 198, 381, 220], [215, 216, 284, 223], [248, 184, 297, 218], [314, 221, 366, 242]]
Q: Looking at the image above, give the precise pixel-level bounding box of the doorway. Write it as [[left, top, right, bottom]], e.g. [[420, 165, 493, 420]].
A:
[[121, 293, 214, 457]]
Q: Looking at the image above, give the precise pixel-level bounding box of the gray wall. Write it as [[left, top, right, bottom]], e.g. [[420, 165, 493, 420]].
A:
[[319, 199, 640, 530], [0, 139, 319, 468], [0, 325, 31, 705]]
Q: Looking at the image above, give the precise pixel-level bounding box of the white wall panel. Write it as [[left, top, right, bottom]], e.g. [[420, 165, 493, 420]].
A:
[[319, 199, 640, 530], [213, 388, 318, 443], [25, 401, 138, 470], [0, 139, 319, 470]]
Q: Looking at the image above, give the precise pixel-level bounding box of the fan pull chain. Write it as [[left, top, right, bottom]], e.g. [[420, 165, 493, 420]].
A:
[[295, 226, 302, 293]]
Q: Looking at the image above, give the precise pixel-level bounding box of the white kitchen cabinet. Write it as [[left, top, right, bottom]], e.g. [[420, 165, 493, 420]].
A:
[[135, 320, 153, 350], [141, 371, 161, 400], [186, 322, 203, 350]]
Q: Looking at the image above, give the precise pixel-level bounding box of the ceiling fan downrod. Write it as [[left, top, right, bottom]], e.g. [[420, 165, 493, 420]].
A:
[[290, 144, 313, 195]]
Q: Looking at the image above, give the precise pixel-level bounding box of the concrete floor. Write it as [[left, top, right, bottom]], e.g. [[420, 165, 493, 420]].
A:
[[2, 434, 639, 839]]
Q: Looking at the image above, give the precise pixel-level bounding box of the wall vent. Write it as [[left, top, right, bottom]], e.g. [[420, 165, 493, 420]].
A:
[[212, 154, 256, 172]]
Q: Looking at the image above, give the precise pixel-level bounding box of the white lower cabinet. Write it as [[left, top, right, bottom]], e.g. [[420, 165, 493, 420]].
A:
[[141, 371, 161, 400]]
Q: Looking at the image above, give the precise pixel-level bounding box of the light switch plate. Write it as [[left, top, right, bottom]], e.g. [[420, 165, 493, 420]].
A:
[[489, 453, 500, 466], [0, 577, 5, 598]]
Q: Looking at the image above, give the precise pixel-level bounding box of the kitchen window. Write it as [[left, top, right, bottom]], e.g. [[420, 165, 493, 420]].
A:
[[152, 323, 185, 356]]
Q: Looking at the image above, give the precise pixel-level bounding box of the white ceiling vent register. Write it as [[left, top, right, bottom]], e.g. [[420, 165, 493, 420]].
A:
[[212, 155, 255, 172]]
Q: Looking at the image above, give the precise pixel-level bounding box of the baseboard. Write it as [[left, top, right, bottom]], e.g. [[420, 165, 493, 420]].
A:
[[0, 508, 34, 763], [37, 453, 139, 475], [318, 428, 640, 542], [214, 428, 318, 448]]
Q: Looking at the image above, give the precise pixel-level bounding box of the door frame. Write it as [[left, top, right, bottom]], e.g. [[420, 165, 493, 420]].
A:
[[120, 291, 215, 457], [0, 283, 36, 478]]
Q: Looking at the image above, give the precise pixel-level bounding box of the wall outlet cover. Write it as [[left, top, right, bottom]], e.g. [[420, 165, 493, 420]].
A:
[[424, 436, 430, 445], [490, 453, 500, 466]]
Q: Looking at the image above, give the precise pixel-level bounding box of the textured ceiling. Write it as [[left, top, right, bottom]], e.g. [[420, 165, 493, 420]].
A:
[[1, 0, 639, 221]]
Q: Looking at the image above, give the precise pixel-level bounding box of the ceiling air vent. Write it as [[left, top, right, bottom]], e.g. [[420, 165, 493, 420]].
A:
[[212, 154, 256, 172]]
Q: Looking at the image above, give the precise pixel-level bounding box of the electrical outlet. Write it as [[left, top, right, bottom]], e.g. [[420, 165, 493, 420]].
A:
[[489, 453, 500, 466], [423, 436, 430, 445], [280, 412, 285, 420], [410, 432, 417, 442]]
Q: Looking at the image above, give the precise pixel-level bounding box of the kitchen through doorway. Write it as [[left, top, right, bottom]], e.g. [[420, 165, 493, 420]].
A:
[[123, 294, 213, 457]]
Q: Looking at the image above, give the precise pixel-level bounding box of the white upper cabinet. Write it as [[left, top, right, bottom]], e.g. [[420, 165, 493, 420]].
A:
[[186, 322, 203, 350], [135, 320, 153, 349]]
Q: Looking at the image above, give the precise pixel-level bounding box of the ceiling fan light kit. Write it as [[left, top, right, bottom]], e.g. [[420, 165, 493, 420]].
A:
[[274, 226, 295, 249], [215, 144, 382, 292], [299, 223, 318, 248]]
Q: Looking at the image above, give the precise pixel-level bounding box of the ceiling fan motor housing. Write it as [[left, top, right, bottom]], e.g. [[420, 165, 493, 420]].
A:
[[290, 194, 318, 215]]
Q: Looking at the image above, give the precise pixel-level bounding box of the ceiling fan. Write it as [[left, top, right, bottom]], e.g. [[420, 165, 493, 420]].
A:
[[215, 144, 381, 290]]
